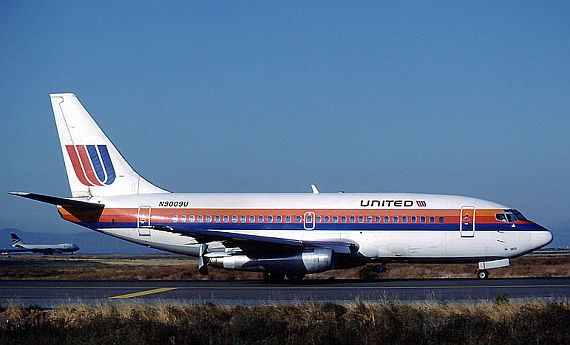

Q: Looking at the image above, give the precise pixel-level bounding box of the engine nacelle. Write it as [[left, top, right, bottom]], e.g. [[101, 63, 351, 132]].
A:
[[209, 248, 334, 274]]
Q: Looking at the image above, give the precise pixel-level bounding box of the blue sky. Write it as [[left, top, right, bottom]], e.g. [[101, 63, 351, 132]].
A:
[[1, 1, 569, 249]]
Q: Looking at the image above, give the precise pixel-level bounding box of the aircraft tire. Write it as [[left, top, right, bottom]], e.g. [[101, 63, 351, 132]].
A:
[[477, 269, 489, 279]]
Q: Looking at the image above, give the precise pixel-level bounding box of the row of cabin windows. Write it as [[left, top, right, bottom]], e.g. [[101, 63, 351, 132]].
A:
[[172, 214, 445, 224]]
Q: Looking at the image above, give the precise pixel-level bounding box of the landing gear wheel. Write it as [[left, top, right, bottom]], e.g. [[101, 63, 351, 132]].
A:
[[286, 274, 305, 282], [263, 271, 285, 283], [477, 269, 489, 279]]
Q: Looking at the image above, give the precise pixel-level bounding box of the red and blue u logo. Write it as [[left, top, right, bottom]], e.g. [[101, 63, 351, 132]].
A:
[[66, 145, 116, 186]]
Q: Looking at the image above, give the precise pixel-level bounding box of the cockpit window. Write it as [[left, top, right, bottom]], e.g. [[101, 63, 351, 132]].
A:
[[509, 209, 527, 221], [496, 209, 527, 223]]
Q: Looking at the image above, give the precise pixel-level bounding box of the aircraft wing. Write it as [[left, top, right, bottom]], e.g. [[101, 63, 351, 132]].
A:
[[152, 225, 358, 256]]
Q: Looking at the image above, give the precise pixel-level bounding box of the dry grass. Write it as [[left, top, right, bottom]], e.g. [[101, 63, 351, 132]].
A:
[[1, 300, 569, 344], [1, 255, 568, 280]]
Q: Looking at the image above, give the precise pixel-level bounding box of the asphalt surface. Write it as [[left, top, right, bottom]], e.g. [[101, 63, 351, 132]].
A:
[[0, 278, 568, 307]]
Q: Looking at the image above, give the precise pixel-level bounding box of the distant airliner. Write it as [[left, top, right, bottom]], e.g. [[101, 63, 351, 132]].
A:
[[1, 233, 79, 255], [9, 93, 552, 281]]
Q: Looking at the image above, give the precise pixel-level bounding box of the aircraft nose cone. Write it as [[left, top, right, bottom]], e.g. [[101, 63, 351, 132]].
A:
[[532, 228, 553, 249]]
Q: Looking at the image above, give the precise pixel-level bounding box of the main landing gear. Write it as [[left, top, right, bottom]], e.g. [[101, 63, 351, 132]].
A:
[[476, 269, 489, 279]]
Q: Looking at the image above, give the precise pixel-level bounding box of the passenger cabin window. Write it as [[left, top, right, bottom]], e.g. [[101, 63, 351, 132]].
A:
[[259, 216, 264, 223], [223, 215, 229, 223], [359, 216, 365, 223], [268, 215, 273, 223], [250, 216, 255, 223], [215, 215, 220, 222], [316, 216, 322, 223], [411, 216, 417, 223], [198, 215, 203, 222], [402, 216, 408, 223], [232, 216, 238, 223], [350, 216, 355, 223], [206, 215, 212, 222], [241, 215, 246, 223], [276, 216, 282, 222], [384, 216, 390, 223], [393, 216, 399, 223], [172, 215, 178, 223], [367, 216, 372, 223], [181, 215, 186, 222], [286, 216, 291, 223], [333, 216, 339, 223], [296, 216, 302, 223], [375, 216, 381, 223], [439, 217, 444, 223], [429, 216, 435, 223], [188, 215, 195, 222], [420, 216, 426, 223], [341, 216, 347, 223]]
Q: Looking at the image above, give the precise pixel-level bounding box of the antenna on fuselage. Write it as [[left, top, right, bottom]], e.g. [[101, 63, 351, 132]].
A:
[[310, 184, 319, 194]]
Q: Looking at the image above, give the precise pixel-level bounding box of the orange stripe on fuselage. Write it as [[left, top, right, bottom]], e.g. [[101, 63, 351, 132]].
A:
[[68, 208, 529, 226]]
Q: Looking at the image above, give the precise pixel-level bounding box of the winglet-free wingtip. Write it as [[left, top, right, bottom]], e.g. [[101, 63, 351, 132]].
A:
[[8, 192, 29, 197], [311, 184, 319, 194]]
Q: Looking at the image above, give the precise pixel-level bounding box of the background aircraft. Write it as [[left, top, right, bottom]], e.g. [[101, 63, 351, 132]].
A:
[[9, 94, 552, 281], [0, 233, 79, 255]]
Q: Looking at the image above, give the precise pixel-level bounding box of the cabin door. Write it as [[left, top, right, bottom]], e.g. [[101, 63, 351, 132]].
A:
[[303, 211, 315, 230], [137, 206, 152, 236], [460, 206, 475, 237]]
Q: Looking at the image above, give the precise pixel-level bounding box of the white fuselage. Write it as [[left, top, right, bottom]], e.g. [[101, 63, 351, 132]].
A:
[[59, 192, 552, 263]]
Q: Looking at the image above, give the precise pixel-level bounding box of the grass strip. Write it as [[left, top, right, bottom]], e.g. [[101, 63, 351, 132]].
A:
[[1, 300, 568, 345]]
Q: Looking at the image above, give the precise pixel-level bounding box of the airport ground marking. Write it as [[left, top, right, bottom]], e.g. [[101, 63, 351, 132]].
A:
[[109, 287, 178, 299]]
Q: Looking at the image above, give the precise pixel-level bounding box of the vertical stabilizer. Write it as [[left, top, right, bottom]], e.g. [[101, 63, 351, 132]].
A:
[[10, 234, 22, 246], [50, 93, 168, 197]]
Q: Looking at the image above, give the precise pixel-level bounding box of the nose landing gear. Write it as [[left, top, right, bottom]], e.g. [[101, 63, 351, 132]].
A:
[[476, 269, 489, 279]]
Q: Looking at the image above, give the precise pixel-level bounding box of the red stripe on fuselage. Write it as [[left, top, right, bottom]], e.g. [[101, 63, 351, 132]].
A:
[[65, 145, 94, 186]]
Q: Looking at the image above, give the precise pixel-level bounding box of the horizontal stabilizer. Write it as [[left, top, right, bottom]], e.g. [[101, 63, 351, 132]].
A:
[[8, 192, 104, 209], [9, 192, 105, 223]]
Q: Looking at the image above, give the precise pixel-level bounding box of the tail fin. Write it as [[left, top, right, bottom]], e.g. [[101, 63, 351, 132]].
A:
[[50, 93, 168, 197], [10, 233, 21, 245]]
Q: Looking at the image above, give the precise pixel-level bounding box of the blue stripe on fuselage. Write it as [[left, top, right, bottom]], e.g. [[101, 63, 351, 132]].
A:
[[81, 221, 545, 232]]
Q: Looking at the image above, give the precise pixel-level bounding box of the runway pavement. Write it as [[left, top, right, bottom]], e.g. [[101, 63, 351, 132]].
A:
[[0, 278, 568, 307]]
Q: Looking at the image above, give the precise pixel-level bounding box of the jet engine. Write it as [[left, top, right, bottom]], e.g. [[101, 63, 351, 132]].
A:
[[209, 247, 334, 274]]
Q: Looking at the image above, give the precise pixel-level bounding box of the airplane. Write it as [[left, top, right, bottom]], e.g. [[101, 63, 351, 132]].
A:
[[0, 233, 79, 255], [9, 93, 552, 281]]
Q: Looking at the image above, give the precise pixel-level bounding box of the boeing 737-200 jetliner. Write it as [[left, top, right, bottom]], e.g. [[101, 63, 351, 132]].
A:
[[9, 94, 552, 281]]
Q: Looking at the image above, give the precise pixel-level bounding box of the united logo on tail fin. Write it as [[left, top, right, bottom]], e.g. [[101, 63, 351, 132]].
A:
[[65, 145, 116, 186]]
